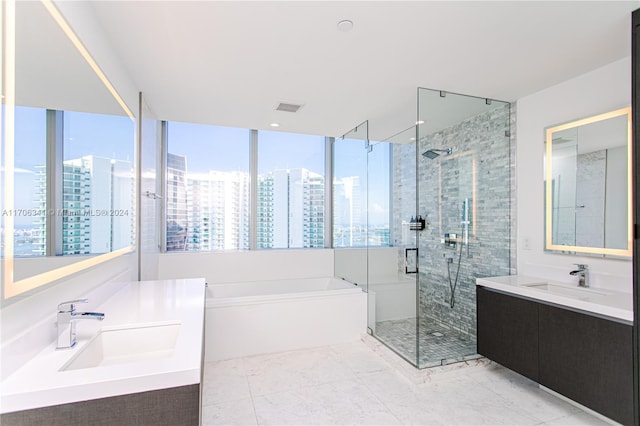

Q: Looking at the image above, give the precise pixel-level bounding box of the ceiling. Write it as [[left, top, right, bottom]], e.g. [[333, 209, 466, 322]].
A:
[[83, 1, 639, 140]]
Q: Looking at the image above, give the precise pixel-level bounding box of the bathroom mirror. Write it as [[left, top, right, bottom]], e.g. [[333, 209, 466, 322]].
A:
[[544, 107, 632, 257], [1, 0, 136, 299]]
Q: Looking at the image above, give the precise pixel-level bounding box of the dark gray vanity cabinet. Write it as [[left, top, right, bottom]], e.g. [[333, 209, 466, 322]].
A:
[[538, 304, 633, 426], [477, 286, 633, 426], [477, 286, 539, 381]]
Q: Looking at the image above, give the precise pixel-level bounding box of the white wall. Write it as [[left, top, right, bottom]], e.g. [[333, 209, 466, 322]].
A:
[[516, 57, 632, 292], [157, 249, 334, 284]]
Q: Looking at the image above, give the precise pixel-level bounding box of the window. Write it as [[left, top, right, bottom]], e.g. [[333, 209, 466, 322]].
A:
[[2, 107, 47, 257], [333, 136, 367, 247], [166, 122, 250, 251], [367, 142, 391, 246], [257, 131, 325, 249], [63, 111, 135, 254]]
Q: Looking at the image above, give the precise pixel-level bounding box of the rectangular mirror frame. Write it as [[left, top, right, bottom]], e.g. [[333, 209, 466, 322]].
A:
[[2, 0, 135, 299], [544, 107, 632, 257]]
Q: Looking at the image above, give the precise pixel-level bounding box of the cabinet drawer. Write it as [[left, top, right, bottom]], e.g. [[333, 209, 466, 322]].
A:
[[477, 286, 539, 381], [538, 304, 633, 426]]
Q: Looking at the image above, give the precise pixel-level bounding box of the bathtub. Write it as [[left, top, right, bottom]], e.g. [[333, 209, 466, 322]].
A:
[[205, 277, 367, 361]]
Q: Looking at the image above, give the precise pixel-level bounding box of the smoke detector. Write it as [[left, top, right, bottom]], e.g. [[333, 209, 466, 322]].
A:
[[275, 102, 304, 113]]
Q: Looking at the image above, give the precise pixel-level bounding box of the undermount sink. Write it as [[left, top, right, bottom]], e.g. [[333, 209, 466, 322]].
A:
[[60, 322, 181, 371], [523, 282, 610, 298]]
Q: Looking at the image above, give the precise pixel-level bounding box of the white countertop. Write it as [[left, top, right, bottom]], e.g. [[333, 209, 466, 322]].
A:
[[476, 275, 633, 323], [1, 278, 206, 414]]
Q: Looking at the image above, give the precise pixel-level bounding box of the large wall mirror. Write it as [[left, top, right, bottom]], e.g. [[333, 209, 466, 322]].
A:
[[544, 107, 632, 257], [1, 0, 136, 299]]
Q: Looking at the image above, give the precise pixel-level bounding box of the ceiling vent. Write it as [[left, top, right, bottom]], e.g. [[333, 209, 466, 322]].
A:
[[276, 102, 303, 113]]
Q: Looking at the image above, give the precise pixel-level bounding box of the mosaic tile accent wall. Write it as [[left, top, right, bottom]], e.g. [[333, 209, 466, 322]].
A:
[[392, 103, 513, 340]]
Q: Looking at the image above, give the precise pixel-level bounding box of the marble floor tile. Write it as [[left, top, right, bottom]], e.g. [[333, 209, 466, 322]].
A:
[[412, 374, 541, 425], [355, 368, 454, 425], [329, 341, 392, 376], [202, 358, 251, 406], [200, 338, 618, 426], [201, 397, 257, 426], [539, 410, 612, 426], [467, 363, 581, 423], [243, 346, 357, 396], [252, 379, 402, 425]]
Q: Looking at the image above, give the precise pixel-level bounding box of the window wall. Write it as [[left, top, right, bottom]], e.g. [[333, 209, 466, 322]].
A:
[[333, 134, 367, 247], [163, 124, 327, 251], [166, 123, 250, 251]]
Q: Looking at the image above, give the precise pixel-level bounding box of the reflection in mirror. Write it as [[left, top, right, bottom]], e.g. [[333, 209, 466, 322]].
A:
[[2, 0, 135, 299], [545, 108, 631, 257]]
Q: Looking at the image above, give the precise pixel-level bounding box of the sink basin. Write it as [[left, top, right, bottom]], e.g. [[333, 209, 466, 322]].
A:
[[523, 283, 609, 298], [60, 322, 181, 371]]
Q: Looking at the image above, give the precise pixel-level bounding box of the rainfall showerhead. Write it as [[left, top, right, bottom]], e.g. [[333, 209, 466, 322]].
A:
[[422, 148, 452, 159]]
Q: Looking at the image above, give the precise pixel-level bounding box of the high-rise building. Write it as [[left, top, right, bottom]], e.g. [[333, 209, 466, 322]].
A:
[[333, 176, 365, 247], [187, 171, 250, 251], [257, 168, 324, 248], [166, 153, 188, 251], [35, 155, 134, 255]]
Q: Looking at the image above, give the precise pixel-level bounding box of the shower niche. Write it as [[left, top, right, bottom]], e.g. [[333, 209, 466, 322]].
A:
[[365, 88, 513, 368]]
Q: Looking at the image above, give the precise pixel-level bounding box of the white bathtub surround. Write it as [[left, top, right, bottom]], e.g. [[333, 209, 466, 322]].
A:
[[201, 335, 606, 425], [366, 276, 417, 332], [476, 275, 632, 323], [157, 249, 334, 284], [205, 277, 367, 361], [1, 278, 206, 414]]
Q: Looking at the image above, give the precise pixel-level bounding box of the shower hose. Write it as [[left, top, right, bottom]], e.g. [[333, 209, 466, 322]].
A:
[[447, 237, 464, 309]]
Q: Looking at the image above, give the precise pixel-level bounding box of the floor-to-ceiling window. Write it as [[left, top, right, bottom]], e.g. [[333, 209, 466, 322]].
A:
[[166, 122, 250, 251]]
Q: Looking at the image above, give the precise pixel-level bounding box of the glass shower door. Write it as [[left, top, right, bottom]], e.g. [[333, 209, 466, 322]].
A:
[[416, 88, 512, 368], [367, 129, 420, 367]]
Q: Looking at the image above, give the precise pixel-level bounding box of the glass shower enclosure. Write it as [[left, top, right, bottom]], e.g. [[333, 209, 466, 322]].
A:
[[364, 88, 513, 368]]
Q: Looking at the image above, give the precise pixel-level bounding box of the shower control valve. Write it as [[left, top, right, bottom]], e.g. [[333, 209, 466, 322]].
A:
[[442, 233, 457, 248]]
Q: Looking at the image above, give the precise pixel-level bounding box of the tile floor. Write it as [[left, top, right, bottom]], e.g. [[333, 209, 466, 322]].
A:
[[374, 317, 479, 368], [201, 335, 611, 426]]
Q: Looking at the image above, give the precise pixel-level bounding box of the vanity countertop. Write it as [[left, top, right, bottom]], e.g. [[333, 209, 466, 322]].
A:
[[0, 278, 206, 414], [476, 275, 633, 323]]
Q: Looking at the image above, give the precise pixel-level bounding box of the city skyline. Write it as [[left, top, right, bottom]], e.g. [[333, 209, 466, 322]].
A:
[[5, 109, 390, 256]]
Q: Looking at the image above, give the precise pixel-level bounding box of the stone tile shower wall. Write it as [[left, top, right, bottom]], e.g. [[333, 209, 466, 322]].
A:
[[392, 104, 512, 339]]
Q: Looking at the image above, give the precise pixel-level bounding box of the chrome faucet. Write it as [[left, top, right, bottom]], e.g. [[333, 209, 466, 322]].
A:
[[569, 264, 589, 288], [56, 299, 104, 350]]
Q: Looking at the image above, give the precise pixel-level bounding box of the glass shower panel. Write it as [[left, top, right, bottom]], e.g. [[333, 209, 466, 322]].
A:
[[333, 121, 368, 293], [416, 88, 511, 368], [369, 127, 419, 367]]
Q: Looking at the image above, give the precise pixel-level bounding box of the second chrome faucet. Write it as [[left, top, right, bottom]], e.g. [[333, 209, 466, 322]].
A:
[[56, 299, 104, 350]]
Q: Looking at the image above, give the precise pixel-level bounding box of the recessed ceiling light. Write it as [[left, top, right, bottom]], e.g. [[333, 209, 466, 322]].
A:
[[409, 137, 416, 141], [270, 123, 280, 127], [415, 120, 425, 125], [337, 20, 353, 32]]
